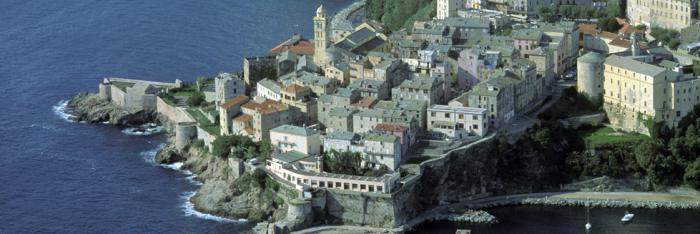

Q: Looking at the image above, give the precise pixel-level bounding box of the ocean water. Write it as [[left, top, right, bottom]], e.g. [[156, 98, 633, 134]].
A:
[[0, 0, 352, 233]]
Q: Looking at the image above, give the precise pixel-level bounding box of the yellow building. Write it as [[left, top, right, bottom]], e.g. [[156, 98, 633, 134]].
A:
[[627, 0, 692, 30], [603, 55, 700, 135]]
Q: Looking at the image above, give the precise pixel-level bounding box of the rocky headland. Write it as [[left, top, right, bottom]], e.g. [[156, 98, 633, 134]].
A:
[[68, 92, 156, 125], [67, 93, 290, 225]]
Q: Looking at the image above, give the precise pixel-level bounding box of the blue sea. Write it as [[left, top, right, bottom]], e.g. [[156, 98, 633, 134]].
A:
[[0, 0, 352, 233]]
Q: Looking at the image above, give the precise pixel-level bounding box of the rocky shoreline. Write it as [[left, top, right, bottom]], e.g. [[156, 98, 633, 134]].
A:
[[444, 210, 498, 224], [522, 196, 700, 210], [67, 93, 156, 125], [67, 93, 288, 225]]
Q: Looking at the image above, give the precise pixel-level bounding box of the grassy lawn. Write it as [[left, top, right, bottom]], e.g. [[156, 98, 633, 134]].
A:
[[581, 127, 648, 145], [186, 108, 220, 136], [111, 81, 135, 92]]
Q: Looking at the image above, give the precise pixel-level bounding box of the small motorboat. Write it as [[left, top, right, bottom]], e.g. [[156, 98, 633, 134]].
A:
[[621, 211, 634, 222]]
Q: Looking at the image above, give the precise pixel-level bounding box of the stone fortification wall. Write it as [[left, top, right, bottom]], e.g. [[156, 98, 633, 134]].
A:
[[110, 85, 127, 107], [604, 104, 651, 135], [197, 126, 217, 152], [324, 189, 396, 227], [577, 59, 603, 101], [156, 97, 193, 124], [175, 122, 197, 151]]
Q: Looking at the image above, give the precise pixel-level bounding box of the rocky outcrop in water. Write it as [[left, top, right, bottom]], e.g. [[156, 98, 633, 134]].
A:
[[154, 142, 184, 164], [68, 92, 155, 125], [162, 142, 288, 223]]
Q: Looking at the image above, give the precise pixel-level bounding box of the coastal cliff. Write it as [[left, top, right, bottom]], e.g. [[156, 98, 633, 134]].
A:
[[156, 138, 289, 223], [68, 92, 156, 125]]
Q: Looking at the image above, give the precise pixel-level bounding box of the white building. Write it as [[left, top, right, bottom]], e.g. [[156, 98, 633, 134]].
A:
[[427, 104, 489, 139], [323, 131, 402, 170], [256, 78, 282, 101], [437, 0, 459, 20], [270, 125, 321, 155]]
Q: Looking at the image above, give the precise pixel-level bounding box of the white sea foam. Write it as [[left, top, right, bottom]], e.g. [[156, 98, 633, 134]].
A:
[[160, 162, 184, 170], [180, 191, 245, 223], [140, 143, 166, 165], [52, 100, 75, 122], [122, 123, 164, 136]]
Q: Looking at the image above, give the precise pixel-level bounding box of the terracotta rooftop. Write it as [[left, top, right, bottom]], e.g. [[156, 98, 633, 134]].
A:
[[269, 34, 315, 56], [221, 95, 250, 109], [242, 99, 289, 115], [374, 123, 409, 133], [578, 24, 597, 35], [244, 127, 254, 135], [284, 84, 308, 93], [233, 114, 253, 123], [351, 96, 377, 109], [618, 23, 639, 34], [609, 37, 631, 48]]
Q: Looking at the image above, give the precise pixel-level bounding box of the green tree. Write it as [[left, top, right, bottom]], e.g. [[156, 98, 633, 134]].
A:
[[684, 158, 700, 189], [259, 139, 272, 161], [187, 91, 205, 107], [212, 136, 233, 158]]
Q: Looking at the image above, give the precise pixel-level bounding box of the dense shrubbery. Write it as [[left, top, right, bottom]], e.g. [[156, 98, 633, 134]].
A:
[[650, 27, 681, 50], [538, 87, 601, 121], [563, 105, 700, 190], [365, 0, 435, 32], [493, 121, 586, 190], [212, 135, 271, 159], [186, 91, 205, 107], [323, 150, 390, 177]]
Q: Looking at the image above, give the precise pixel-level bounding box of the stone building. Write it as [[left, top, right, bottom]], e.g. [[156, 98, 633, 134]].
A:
[[214, 72, 245, 105], [603, 55, 700, 135], [577, 51, 606, 102], [325, 107, 358, 133], [427, 105, 489, 139], [627, 0, 693, 30], [219, 95, 250, 136], [101, 78, 175, 111], [391, 76, 447, 106], [456, 74, 517, 128], [347, 79, 390, 100], [232, 98, 291, 142], [270, 125, 321, 155], [243, 56, 275, 87], [281, 71, 337, 96], [280, 84, 318, 124], [317, 88, 361, 129], [314, 5, 330, 68]]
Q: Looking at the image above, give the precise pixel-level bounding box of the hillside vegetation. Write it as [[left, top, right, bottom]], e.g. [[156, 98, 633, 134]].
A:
[[365, 0, 436, 32]]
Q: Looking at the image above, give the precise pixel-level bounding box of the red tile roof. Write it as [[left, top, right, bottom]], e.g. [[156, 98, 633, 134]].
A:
[[618, 23, 639, 34], [242, 99, 289, 115], [610, 37, 631, 48], [221, 95, 250, 109], [284, 84, 308, 93], [578, 24, 597, 35], [351, 96, 377, 109], [269, 35, 315, 56]]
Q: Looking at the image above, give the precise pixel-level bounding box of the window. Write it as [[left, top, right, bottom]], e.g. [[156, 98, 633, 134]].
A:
[[445, 113, 450, 118], [431, 112, 436, 117], [459, 114, 464, 119]]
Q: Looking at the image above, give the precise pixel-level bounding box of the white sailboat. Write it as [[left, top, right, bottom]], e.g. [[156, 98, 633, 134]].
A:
[[585, 207, 592, 230]]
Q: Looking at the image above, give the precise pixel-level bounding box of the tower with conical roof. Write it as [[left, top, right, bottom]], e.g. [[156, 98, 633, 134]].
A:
[[313, 5, 329, 68]]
